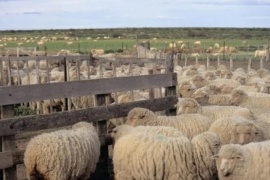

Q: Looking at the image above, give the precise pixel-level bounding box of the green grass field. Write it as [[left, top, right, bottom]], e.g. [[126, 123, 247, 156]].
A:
[[0, 28, 269, 55]]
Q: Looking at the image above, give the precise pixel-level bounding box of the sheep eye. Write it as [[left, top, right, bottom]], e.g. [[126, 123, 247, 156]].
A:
[[254, 132, 259, 135], [188, 88, 191, 91], [140, 115, 145, 118]]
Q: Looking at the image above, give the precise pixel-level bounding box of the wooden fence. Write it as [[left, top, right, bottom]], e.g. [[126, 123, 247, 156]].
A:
[[0, 54, 177, 180], [136, 44, 270, 71]]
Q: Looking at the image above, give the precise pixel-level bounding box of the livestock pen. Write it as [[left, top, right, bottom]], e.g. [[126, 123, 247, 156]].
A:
[[0, 54, 177, 180]]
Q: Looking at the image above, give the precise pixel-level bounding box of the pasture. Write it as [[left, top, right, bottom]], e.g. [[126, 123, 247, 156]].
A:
[[0, 28, 269, 56]]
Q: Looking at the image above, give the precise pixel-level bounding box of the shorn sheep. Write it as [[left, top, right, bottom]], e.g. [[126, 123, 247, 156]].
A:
[[213, 141, 270, 180], [24, 122, 100, 180], [125, 107, 213, 139], [113, 132, 197, 180]]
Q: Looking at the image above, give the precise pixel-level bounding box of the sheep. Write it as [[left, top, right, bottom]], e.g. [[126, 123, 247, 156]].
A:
[[214, 43, 220, 49], [204, 71, 216, 80], [254, 49, 267, 58], [113, 132, 197, 180], [229, 119, 267, 144], [190, 75, 209, 88], [194, 40, 201, 46], [192, 132, 221, 180], [125, 107, 213, 139], [193, 88, 231, 106], [24, 122, 100, 180], [91, 48, 105, 55], [230, 89, 270, 112], [176, 98, 254, 121], [208, 116, 261, 145], [177, 81, 196, 98], [209, 79, 241, 88], [213, 141, 270, 180], [111, 124, 183, 141]]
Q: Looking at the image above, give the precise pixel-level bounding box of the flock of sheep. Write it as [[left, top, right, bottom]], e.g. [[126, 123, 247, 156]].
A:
[[2, 46, 270, 179], [19, 52, 270, 180]]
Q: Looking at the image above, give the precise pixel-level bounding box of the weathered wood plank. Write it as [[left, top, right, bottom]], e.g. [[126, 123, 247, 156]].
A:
[[0, 96, 178, 136], [0, 73, 177, 106], [0, 151, 13, 170], [92, 94, 110, 180]]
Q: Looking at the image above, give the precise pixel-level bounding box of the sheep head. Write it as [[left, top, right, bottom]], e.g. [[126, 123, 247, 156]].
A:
[[176, 98, 199, 114], [230, 121, 260, 145], [178, 82, 196, 98], [111, 125, 133, 142], [212, 144, 246, 177], [126, 107, 156, 126], [229, 90, 248, 106]]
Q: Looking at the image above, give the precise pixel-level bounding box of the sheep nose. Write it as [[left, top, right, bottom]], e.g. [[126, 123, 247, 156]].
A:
[[221, 169, 230, 176]]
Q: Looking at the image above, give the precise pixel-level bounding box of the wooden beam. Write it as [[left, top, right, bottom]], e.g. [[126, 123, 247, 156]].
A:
[[0, 96, 178, 136], [0, 73, 177, 106]]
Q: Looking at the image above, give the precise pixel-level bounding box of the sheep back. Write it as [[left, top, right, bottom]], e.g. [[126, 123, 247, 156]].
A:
[[24, 122, 100, 180], [113, 132, 196, 180]]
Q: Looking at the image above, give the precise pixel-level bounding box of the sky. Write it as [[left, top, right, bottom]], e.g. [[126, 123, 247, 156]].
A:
[[0, 0, 270, 30]]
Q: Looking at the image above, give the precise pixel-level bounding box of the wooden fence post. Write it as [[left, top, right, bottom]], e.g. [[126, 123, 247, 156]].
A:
[[1, 105, 16, 180], [248, 57, 252, 70], [91, 94, 110, 180], [230, 56, 234, 71], [260, 57, 264, 69], [184, 55, 187, 67], [206, 54, 210, 70], [165, 53, 176, 116]]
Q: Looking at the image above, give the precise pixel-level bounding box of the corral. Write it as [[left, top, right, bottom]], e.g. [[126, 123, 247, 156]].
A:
[[1, 44, 270, 179], [0, 46, 177, 180]]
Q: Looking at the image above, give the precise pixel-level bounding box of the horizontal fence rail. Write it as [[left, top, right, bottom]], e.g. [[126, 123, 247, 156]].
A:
[[0, 73, 176, 106]]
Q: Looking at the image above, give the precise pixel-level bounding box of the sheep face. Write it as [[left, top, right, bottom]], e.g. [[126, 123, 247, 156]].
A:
[[126, 108, 155, 126], [176, 99, 199, 114], [178, 83, 196, 98], [193, 89, 211, 105], [213, 145, 245, 178], [229, 90, 248, 106], [230, 123, 259, 145], [204, 72, 216, 80], [191, 75, 208, 88], [217, 156, 242, 177]]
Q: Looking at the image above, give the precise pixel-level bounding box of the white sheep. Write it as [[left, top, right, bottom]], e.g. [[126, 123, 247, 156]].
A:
[[113, 132, 197, 180], [254, 49, 267, 58], [192, 132, 221, 180], [208, 116, 261, 145], [213, 141, 270, 180], [193, 88, 231, 106], [24, 122, 100, 180], [177, 81, 197, 98], [111, 124, 183, 142], [125, 107, 213, 139], [176, 98, 254, 121], [230, 89, 270, 115]]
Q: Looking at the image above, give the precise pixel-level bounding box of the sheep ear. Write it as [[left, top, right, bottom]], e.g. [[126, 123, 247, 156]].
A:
[[211, 155, 219, 160]]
